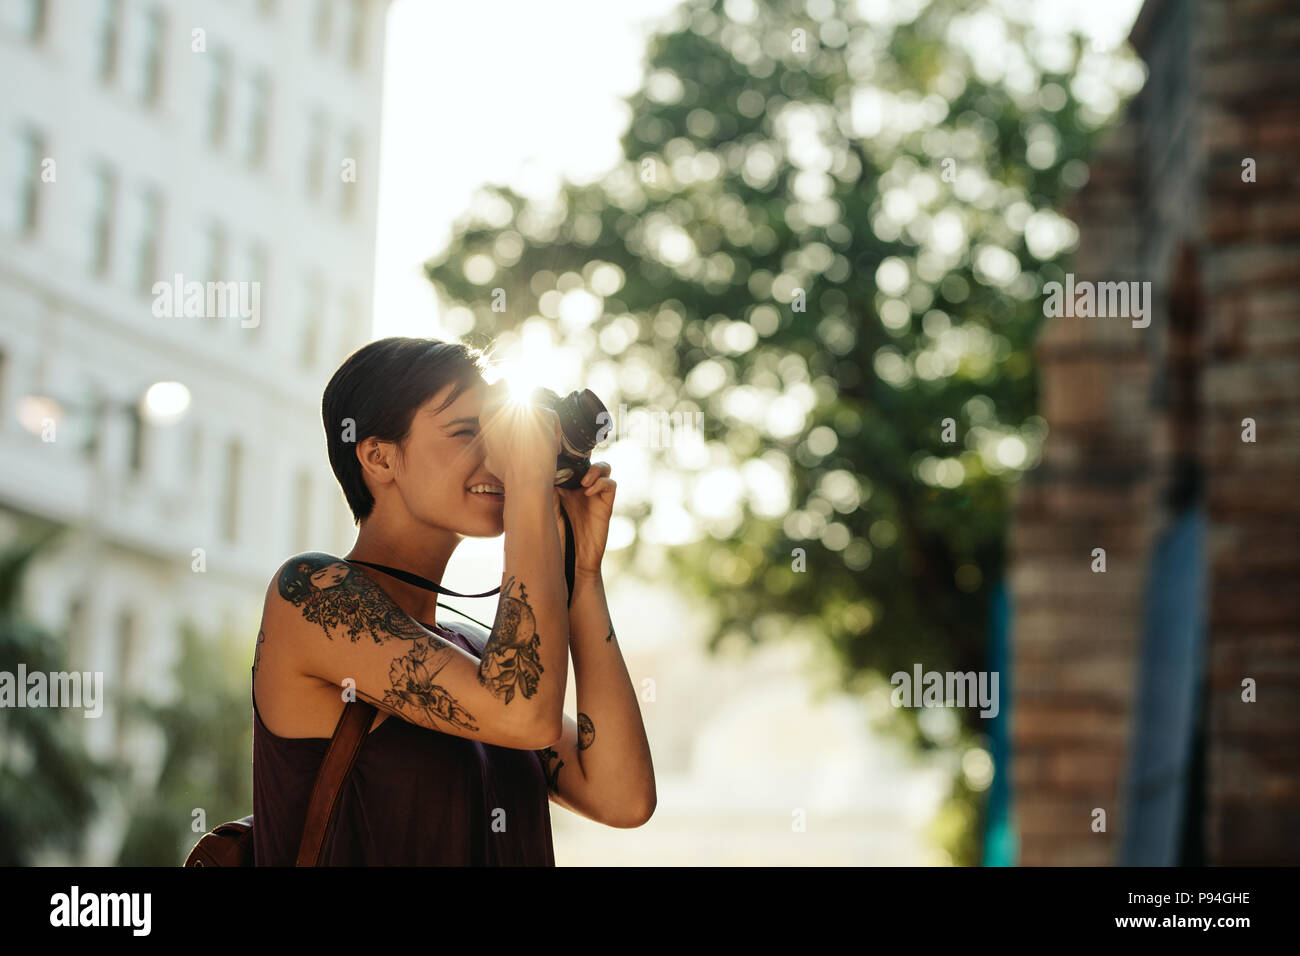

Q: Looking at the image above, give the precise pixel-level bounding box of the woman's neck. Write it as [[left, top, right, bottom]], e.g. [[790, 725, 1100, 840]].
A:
[[345, 515, 462, 626]]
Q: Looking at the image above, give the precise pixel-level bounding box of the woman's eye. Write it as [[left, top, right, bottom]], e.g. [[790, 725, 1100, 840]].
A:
[[453, 429, 477, 438]]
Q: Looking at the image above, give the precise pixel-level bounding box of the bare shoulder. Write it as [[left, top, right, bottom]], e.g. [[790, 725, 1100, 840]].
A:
[[256, 554, 397, 737], [270, 551, 348, 607], [265, 551, 428, 644], [262, 551, 340, 630]]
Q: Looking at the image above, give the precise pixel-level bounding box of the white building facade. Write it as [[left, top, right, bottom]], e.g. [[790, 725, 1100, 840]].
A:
[[0, 0, 388, 862]]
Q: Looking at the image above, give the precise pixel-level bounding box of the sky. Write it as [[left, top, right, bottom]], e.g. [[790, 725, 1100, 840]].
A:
[[371, 0, 1145, 344], [371, 0, 684, 340]]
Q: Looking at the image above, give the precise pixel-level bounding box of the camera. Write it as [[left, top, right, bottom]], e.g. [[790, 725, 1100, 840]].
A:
[[525, 387, 610, 489]]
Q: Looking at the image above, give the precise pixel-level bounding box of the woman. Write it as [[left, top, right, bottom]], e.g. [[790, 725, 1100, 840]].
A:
[[251, 336, 655, 865]]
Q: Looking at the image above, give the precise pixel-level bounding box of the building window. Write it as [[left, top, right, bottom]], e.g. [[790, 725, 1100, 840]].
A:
[[245, 71, 271, 168], [221, 439, 242, 543], [244, 241, 269, 338], [187, 422, 203, 477], [113, 607, 138, 739], [300, 272, 324, 368], [133, 8, 166, 107], [343, 0, 366, 70], [96, 0, 123, 85], [133, 188, 163, 297], [1, 0, 47, 42], [126, 405, 146, 476], [6, 127, 45, 237], [206, 49, 232, 147], [88, 163, 117, 276], [306, 110, 327, 200], [66, 594, 88, 666], [204, 222, 228, 281], [88, 166, 116, 273], [340, 129, 360, 219], [313, 0, 333, 52], [82, 392, 102, 461]]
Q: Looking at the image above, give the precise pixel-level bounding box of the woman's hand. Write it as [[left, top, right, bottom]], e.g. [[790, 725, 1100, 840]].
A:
[[554, 462, 616, 575], [481, 382, 561, 490]]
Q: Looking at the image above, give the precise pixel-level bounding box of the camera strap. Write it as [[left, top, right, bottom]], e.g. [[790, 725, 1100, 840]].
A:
[[346, 503, 578, 632]]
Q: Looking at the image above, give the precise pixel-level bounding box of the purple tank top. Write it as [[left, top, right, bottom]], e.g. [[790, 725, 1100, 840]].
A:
[[252, 620, 556, 866]]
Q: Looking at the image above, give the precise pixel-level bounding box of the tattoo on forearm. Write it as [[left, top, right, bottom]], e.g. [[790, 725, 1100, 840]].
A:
[[605, 623, 615, 643], [277, 552, 428, 643], [537, 746, 564, 792], [253, 628, 266, 675], [577, 712, 595, 751], [374, 639, 479, 733], [478, 575, 544, 704]]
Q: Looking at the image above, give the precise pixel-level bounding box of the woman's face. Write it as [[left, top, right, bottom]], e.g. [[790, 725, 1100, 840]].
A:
[[386, 380, 507, 538], [310, 561, 351, 589]]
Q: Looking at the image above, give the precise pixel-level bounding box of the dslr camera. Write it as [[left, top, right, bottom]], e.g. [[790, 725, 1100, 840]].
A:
[[510, 386, 610, 489]]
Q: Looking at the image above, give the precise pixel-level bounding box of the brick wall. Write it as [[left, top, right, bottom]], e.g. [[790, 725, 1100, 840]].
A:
[[1008, 0, 1300, 865], [1196, 0, 1300, 865], [1009, 118, 1156, 866]]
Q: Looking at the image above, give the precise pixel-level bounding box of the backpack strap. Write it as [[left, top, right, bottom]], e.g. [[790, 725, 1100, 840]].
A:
[[295, 699, 378, 866]]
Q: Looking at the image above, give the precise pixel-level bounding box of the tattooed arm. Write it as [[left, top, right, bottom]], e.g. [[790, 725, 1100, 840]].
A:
[[477, 477, 570, 736], [263, 550, 563, 750], [534, 569, 655, 828]]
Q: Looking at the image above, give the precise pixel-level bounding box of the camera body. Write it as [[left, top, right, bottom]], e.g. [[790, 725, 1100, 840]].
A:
[[525, 387, 610, 489]]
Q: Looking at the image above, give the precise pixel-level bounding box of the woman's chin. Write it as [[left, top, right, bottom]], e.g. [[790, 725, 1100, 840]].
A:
[[458, 517, 505, 538]]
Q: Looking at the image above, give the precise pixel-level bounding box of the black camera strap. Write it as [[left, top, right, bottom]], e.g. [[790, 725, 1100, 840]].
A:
[[347, 503, 578, 632]]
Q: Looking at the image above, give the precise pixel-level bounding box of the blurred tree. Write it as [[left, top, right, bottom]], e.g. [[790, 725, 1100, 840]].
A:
[[116, 621, 253, 865], [424, 0, 1139, 862], [0, 525, 115, 865]]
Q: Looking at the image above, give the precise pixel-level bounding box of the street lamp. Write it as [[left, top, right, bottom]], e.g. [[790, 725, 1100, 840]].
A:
[[140, 381, 192, 426], [16, 380, 192, 437]]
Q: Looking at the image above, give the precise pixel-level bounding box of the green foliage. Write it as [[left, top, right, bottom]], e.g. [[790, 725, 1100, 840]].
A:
[[0, 526, 254, 865], [929, 763, 984, 865], [116, 621, 254, 865], [0, 525, 116, 865], [423, 0, 1137, 864]]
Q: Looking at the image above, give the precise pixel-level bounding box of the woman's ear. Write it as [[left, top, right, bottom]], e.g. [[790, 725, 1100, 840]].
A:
[[356, 436, 397, 488]]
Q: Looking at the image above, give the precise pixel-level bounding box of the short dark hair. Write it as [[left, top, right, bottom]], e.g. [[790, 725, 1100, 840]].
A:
[[322, 337, 492, 524]]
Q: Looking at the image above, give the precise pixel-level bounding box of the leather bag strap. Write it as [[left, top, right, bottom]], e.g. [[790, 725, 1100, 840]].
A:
[[295, 699, 378, 866]]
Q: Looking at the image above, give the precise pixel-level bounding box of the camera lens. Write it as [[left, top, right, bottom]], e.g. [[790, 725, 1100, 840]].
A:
[[556, 389, 608, 457]]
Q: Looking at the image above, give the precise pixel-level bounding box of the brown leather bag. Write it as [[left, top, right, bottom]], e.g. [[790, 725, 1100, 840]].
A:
[[184, 699, 378, 866]]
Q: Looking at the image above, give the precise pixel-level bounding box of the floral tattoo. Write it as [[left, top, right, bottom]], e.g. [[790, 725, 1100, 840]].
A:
[[477, 575, 544, 704]]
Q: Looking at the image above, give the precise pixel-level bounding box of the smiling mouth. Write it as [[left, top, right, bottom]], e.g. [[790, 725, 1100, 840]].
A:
[[468, 483, 505, 500]]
